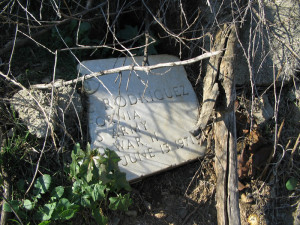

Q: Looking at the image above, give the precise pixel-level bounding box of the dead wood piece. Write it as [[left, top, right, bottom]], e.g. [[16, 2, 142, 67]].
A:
[[214, 25, 240, 225], [28, 51, 222, 89], [191, 26, 233, 135], [194, 24, 240, 225]]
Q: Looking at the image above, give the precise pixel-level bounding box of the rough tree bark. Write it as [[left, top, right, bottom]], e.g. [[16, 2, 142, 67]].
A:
[[192, 24, 241, 225], [214, 24, 240, 225]]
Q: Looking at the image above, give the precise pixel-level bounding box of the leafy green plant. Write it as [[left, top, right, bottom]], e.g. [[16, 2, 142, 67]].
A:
[[2, 143, 132, 224], [69, 143, 132, 224], [3, 174, 79, 223]]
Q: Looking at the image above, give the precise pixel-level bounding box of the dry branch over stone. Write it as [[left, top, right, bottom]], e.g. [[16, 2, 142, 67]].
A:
[[29, 51, 222, 90]]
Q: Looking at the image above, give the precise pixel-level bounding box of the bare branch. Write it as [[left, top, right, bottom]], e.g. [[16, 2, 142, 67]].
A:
[[0, 2, 108, 56], [29, 51, 222, 89]]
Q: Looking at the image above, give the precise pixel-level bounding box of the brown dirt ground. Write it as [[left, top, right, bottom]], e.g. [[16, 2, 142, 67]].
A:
[[108, 90, 300, 225]]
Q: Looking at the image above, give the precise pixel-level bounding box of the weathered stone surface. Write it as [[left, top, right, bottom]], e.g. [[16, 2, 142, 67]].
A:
[[235, 0, 299, 86], [55, 85, 83, 123], [78, 55, 206, 181], [253, 95, 273, 125], [11, 89, 55, 138], [10, 84, 82, 138]]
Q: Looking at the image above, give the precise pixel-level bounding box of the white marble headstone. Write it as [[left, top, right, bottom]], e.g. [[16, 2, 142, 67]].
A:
[[78, 55, 206, 181]]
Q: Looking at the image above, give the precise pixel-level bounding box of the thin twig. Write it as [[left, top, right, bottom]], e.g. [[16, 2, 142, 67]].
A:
[[0, 2, 108, 56], [25, 51, 59, 195]]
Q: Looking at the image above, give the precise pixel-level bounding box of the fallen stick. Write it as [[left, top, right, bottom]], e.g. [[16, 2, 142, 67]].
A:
[[27, 51, 222, 89]]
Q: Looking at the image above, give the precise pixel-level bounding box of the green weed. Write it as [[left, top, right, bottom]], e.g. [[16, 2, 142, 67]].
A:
[[2, 143, 132, 225]]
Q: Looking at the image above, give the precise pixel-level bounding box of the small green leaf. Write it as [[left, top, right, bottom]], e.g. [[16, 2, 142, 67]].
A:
[[38, 221, 51, 225], [72, 180, 84, 194], [57, 208, 78, 220], [80, 195, 91, 207], [3, 200, 20, 212], [101, 149, 121, 171], [57, 198, 71, 208], [2, 203, 11, 212], [110, 170, 131, 191], [80, 158, 92, 181], [17, 179, 25, 192], [35, 193, 42, 199], [23, 199, 33, 210], [70, 159, 79, 178], [92, 207, 108, 225], [91, 183, 106, 202], [83, 185, 93, 196], [35, 203, 56, 221], [109, 193, 132, 211], [51, 186, 64, 201], [51, 198, 79, 220], [73, 143, 85, 158], [286, 177, 298, 191], [34, 174, 51, 195], [98, 167, 110, 185]]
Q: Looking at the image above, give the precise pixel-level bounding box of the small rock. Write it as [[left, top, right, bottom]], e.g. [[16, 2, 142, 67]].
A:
[[161, 191, 169, 196], [178, 207, 188, 219], [247, 214, 259, 225], [10, 89, 56, 138], [288, 84, 300, 103], [10, 83, 82, 138], [143, 201, 151, 210], [154, 211, 165, 219], [166, 215, 173, 223], [253, 95, 273, 125], [240, 193, 254, 204], [125, 210, 137, 217]]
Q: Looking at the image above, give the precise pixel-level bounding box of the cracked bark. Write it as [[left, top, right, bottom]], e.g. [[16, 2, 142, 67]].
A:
[[193, 24, 240, 225], [214, 25, 240, 225]]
